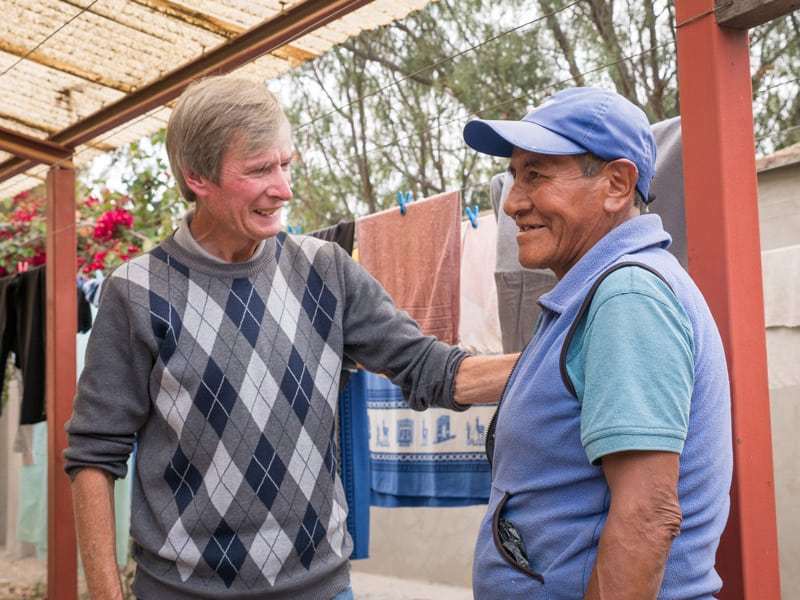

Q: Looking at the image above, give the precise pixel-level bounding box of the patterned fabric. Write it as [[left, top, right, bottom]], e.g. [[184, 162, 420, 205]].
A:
[[65, 230, 467, 599], [130, 237, 348, 596], [366, 370, 493, 507]]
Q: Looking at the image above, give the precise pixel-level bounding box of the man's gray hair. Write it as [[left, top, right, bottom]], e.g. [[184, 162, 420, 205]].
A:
[[166, 76, 290, 202]]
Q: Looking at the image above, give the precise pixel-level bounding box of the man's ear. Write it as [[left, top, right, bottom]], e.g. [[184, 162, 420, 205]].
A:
[[183, 170, 210, 198], [603, 159, 638, 213]]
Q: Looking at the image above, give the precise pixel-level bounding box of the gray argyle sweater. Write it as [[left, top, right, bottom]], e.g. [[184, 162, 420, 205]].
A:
[[65, 231, 467, 599]]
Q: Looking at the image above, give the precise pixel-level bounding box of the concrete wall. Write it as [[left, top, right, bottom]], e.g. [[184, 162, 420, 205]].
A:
[[352, 505, 483, 588], [759, 158, 800, 600], [769, 382, 800, 599], [758, 159, 800, 251]]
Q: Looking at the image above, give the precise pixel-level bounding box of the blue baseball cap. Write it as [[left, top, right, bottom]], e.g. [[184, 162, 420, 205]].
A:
[[463, 87, 657, 203]]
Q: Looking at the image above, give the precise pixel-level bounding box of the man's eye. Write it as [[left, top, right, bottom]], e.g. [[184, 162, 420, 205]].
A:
[[526, 170, 541, 182]]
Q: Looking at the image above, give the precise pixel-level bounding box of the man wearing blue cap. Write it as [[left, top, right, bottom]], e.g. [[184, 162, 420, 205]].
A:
[[464, 87, 732, 599]]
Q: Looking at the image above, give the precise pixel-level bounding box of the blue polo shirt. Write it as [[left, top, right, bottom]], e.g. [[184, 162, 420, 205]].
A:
[[567, 266, 693, 464]]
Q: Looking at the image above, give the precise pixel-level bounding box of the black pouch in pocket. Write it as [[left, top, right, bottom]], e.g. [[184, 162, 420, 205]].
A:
[[492, 491, 544, 583], [497, 517, 531, 570]]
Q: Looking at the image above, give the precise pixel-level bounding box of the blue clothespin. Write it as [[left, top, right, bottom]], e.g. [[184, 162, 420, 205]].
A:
[[397, 190, 412, 216], [287, 224, 302, 234], [465, 205, 479, 229]]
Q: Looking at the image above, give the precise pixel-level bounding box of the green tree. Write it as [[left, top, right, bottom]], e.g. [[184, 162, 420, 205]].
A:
[[278, 0, 798, 232], [750, 11, 800, 152]]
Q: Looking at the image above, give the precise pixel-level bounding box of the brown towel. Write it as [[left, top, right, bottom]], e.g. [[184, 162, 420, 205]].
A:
[[356, 191, 461, 344]]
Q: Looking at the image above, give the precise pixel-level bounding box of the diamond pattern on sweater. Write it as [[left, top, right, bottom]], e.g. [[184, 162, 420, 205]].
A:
[[184, 278, 226, 350], [280, 348, 314, 424], [302, 268, 337, 341], [195, 360, 238, 437], [248, 513, 295, 585], [161, 518, 202, 582], [145, 238, 352, 590], [325, 494, 348, 559], [296, 503, 326, 569], [239, 351, 277, 431], [158, 367, 194, 438], [266, 267, 300, 343], [165, 445, 203, 513], [227, 278, 266, 348], [150, 290, 183, 362], [245, 434, 287, 508], [203, 518, 248, 588], [207, 443, 244, 517], [288, 427, 326, 501]]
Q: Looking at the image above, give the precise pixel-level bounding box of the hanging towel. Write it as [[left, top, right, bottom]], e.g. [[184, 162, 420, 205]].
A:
[[762, 243, 800, 328], [459, 214, 503, 355], [337, 369, 372, 559], [1, 267, 95, 422], [356, 191, 461, 344], [365, 370, 492, 507]]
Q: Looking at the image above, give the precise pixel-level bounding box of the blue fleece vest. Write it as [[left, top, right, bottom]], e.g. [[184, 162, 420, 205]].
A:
[[472, 215, 732, 600]]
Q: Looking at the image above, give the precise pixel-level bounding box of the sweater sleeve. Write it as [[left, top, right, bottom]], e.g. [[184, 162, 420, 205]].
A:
[[64, 269, 157, 480], [337, 248, 469, 412]]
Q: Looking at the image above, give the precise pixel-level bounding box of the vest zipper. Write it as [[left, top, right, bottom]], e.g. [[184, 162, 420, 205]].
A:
[[485, 342, 528, 468]]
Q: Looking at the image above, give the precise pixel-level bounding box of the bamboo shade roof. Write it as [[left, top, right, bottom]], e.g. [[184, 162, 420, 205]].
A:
[[0, 0, 430, 200]]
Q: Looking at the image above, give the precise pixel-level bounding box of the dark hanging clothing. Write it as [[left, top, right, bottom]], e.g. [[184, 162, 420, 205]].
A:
[[308, 220, 356, 256], [77, 284, 93, 333], [0, 266, 46, 424]]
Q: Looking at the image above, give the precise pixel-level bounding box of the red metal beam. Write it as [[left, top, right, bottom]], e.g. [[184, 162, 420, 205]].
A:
[[674, 1, 781, 598], [0, 0, 375, 184], [45, 165, 78, 600], [0, 126, 72, 166]]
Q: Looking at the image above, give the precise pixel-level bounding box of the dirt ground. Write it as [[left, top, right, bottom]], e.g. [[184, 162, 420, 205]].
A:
[[0, 548, 472, 600], [0, 551, 49, 599]]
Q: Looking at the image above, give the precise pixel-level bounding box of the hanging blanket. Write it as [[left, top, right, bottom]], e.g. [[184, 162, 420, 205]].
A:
[[365, 370, 492, 507]]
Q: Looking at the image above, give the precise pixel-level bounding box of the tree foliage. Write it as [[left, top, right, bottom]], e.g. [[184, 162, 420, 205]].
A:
[[278, 0, 799, 232], [2, 0, 796, 258]]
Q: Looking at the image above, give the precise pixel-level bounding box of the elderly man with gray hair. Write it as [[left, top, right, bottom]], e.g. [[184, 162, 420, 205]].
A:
[[64, 75, 515, 600]]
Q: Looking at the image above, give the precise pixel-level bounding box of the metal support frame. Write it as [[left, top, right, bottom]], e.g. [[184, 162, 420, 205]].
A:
[[0, 0, 376, 184], [4, 0, 785, 597], [45, 166, 78, 600], [675, 1, 782, 597]]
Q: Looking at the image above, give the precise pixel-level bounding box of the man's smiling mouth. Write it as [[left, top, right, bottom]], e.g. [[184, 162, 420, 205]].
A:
[[254, 208, 279, 216]]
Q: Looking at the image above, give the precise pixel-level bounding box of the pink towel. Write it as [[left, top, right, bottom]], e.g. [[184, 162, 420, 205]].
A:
[[356, 191, 461, 344]]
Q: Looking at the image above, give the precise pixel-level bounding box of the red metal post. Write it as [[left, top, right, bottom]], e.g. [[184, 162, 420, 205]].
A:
[[674, 1, 781, 598], [45, 165, 78, 600]]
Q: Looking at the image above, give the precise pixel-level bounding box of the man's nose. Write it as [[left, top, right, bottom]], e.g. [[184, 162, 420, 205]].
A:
[[503, 182, 524, 218], [271, 170, 293, 201]]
